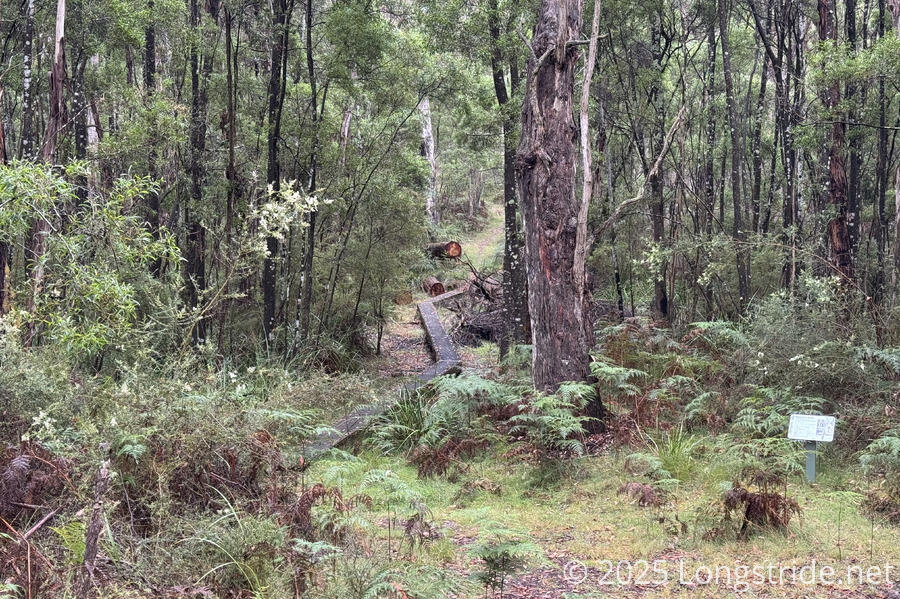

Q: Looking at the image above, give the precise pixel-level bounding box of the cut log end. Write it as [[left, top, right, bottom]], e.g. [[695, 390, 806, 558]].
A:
[[426, 241, 462, 259], [422, 276, 445, 297]]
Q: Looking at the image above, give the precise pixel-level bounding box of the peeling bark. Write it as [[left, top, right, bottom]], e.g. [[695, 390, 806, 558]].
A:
[[516, 0, 590, 391]]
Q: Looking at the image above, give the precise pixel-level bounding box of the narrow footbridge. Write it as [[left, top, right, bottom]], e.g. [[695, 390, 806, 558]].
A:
[[305, 286, 465, 456]]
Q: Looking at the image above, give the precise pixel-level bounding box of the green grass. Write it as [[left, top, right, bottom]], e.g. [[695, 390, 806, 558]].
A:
[[306, 446, 900, 598]]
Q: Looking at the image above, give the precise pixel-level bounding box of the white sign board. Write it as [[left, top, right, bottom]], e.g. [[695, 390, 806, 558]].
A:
[[788, 414, 835, 442]]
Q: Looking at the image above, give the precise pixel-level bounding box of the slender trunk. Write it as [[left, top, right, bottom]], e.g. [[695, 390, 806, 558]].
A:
[[647, 13, 669, 320], [703, 21, 717, 238], [262, 0, 289, 343], [818, 0, 853, 284], [0, 87, 7, 165], [846, 0, 861, 267], [894, 165, 900, 285], [750, 50, 768, 234], [20, 0, 36, 160], [217, 6, 238, 356], [599, 90, 624, 319], [72, 55, 88, 207], [186, 0, 215, 344], [420, 96, 438, 226], [718, 0, 750, 312], [299, 0, 319, 341], [489, 0, 530, 360], [41, 0, 67, 162], [0, 113, 7, 315], [25, 0, 66, 345], [892, 0, 900, 285], [516, 0, 589, 391], [145, 0, 162, 275], [225, 7, 237, 245], [874, 0, 889, 299], [574, 0, 602, 313]]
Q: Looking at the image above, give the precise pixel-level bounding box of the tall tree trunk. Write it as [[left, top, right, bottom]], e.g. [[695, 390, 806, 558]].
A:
[[574, 0, 601, 313], [649, 15, 668, 320], [488, 0, 531, 360], [25, 0, 66, 345], [0, 101, 8, 315], [217, 5, 238, 356], [41, 0, 66, 162], [703, 20, 716, 239], [186, 0, 215, 344], [846, 0, 861, 268], [718, 0, 750, 311], [20, 0, 36, 160], [750, 49, 768, 234], [299, 0, 319, 341], [0, 240, 8, 316], [145, 0, 162, 276], [224, 8, 237, 245], [262, 0, 289, 343], [72, 55, 88, 207], [874, 0, 890, 299], [0, 87, 7, 165], [516, 0, 589, 391], [419, 96, 439, 226], [599, 93, 625, 320], [894, 164, 900, 285], [818, 0, 853, 284]]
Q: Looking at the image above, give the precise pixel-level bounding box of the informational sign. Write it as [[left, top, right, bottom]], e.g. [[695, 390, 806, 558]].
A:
[[788, 414, 836, 443]]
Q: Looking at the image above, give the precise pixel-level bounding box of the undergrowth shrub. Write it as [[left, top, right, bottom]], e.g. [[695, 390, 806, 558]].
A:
[[508, 383, 596, 458], [860, 430, 900, 523], [469, 522, 543, 599]]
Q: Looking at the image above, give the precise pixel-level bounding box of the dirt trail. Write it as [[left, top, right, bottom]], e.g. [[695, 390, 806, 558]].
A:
[[369, 202, 504, 380]]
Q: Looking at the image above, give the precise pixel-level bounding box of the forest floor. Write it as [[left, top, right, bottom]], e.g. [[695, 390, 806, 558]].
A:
[[308, 448, 900, 599], [346, 201, 900, 598]]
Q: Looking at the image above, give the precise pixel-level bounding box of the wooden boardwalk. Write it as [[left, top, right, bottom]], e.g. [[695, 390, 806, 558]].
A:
[[304, 286, 466, 457]]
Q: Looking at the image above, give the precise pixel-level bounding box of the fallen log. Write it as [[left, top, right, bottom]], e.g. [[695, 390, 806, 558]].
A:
[[422, 276, 445, 297], [426, 241, 462, 259]]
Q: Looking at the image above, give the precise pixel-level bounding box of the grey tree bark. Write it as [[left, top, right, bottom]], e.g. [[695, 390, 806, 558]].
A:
[[516, 0, 590, 391]]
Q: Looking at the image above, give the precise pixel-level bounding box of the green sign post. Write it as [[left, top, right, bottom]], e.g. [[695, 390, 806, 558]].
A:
[[788, 414, 836, 483]]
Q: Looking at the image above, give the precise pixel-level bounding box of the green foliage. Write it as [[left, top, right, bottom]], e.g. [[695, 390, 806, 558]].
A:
[[0, 583, 22, 599], [429, 373, 515, 405], [590, 358, 649, 398], [688, 321, 750, 351], [469, 523, 542, 597], [861, 429, 900, 494], [684, 391, 724, 425], [50, 520, 87, 565], [508, 384, 596, 457], [191, 500, 288, 597], [648, 426, 702, 482], [625, 426, 702, 486], [726, 437, 806, 491], [732, 387, 826, 439], [372, 392, 470, 455]]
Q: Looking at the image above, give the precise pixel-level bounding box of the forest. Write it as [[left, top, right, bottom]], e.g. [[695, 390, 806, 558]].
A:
[[2, 0, 900, 596]]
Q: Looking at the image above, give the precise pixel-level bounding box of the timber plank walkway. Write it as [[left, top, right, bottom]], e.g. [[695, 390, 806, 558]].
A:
[[305, 286, 466, 456]]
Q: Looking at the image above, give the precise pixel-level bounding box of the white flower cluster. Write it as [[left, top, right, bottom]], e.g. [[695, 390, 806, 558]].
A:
[[255, 180, 332, 244]]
